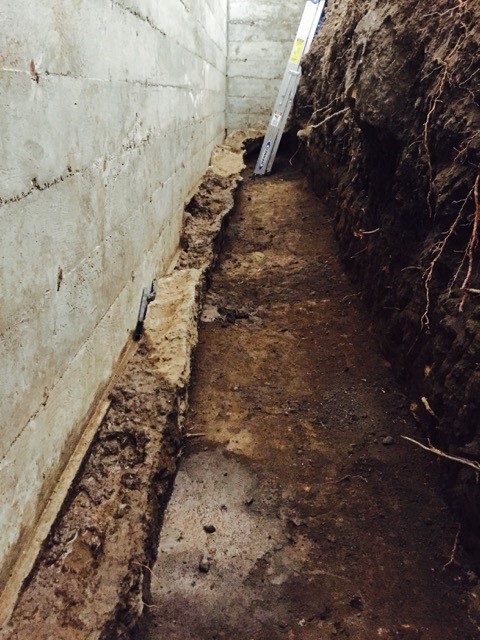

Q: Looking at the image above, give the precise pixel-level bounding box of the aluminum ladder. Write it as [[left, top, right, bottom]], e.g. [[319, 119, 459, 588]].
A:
[[254, 0, 327, 176]]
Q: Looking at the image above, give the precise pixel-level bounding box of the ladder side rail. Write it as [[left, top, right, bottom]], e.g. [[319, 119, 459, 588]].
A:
[[255, 65, 300, 174], [265, 73, 302, 174], [255, 65, 301, 174], [254, 0, 327, 176], [304, 1, 327, 52]]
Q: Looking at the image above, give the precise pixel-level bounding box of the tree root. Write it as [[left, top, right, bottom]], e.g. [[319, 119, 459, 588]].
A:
[[402, 436, 480, 473], [443, 524, 461, 570], [458, 172, 480, 311]]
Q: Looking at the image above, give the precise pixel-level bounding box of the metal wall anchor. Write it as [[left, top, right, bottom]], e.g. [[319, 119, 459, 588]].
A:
[[133, 279, 157, 341]]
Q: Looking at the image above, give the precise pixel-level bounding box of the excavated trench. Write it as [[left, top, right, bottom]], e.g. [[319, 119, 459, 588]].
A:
[[3, 144, 480, 638], [3, 2, 479, 636], [144, 156, 479, 639]]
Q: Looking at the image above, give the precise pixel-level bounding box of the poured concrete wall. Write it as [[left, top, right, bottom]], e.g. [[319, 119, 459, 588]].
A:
[[226, 0, 305, 131], [0, 0, 227, 583]]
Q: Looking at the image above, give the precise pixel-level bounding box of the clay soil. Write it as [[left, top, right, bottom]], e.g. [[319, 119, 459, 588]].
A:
[[145, 157, 479, 640]]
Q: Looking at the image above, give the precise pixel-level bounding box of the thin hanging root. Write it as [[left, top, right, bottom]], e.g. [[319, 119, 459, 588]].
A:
[[454, 131, 480, 162], [310, 107, 349, 130], [421, 396, 438, 419], [424, 65, 449, 219], [422, 4, 470, 220], [419, 2, 477, 324], [423, 0, 466, 19], [132, 561, 163, 586], [142, 601, 161, 611], [459, 171, 480, 311], [443, 524, 461, 570], [448, 178, 478, 293], [289, 144, 301, 166], [307, 98, 337, 125], [402, 436, 480, 473], [421, 184, 475, 329]]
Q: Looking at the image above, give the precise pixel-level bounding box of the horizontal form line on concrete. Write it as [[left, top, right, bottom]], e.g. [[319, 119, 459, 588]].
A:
[[111, 0, 227, 61], [0, 132, 224, 460]]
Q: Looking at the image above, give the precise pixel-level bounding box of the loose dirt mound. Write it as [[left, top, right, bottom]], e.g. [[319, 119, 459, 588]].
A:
[[294, 0, 480, 561]]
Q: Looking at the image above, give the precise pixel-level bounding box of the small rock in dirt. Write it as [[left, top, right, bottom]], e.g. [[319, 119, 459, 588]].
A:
[[466, 570, 478, 586], [245, 497, 254, 506], [199, 555, 211, 573], [289, 516, 304, 527], [326, 534, 336, 543], [115, 503, 130, 519], [382, 436, 394, 446], [218, 306, 249, 324], [350, 595, 363, 610], [274, 544, 284, 551], [203, 524, 216, 534]]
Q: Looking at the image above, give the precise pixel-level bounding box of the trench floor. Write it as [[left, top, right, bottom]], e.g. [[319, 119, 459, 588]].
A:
[[146, 161, 478, 639]]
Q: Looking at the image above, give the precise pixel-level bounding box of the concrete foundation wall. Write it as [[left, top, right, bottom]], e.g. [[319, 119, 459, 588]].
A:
[[226, 0, 305, 131], [0, 0, 227, 583]]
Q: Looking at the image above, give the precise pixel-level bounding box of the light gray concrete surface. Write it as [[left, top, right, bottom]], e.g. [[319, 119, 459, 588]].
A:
[[147, 450, 289, 639], [0, 0, 227, 583], [226, 0, 306, 132]]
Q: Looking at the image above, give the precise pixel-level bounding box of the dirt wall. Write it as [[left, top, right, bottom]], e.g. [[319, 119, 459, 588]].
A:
[[294, 0, 480, 559]]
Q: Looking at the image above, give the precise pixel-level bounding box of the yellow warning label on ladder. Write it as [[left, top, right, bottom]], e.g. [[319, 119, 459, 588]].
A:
[[290, 38, 305, 63]]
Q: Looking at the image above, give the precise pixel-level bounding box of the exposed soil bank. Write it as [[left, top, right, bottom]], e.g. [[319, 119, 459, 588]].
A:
[[294, 0, 480, 561], [145, 161, 479, 639]]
